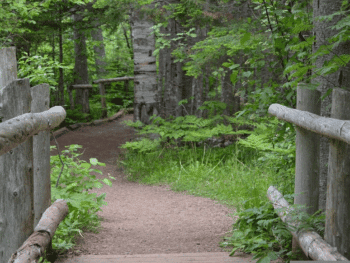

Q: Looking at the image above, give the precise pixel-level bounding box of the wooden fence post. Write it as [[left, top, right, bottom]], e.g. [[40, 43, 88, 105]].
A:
[[31, 84, 51, 228], [99, 82, 107, 118], [0, 47, 17, 89], [0, 79, 33, 263], [293, 84, 321, 254], [295, 84, 321, 214], [325, 88, 350, 258], [0, 47, 21, 263]]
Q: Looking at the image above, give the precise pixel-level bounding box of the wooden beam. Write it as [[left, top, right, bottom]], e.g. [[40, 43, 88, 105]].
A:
[[71, 84, 93, 89], [267, 186, 349, 261], [268, 103, 350, 144], [8, 199, 69, 263], [0, 106, 66, 157], [93, 76, 134, 84]]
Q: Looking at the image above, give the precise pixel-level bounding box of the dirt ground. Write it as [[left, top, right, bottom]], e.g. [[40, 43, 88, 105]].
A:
[[50, 114, 254, 261]]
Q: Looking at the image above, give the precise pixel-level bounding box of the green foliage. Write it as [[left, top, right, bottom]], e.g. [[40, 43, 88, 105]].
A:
[[121, 113, 252, 153], [50, 144, 115, 251], [221, 202, 292, 262], [221, 200, 326, 263], [64, 105, 91, 124], [18, 52, 72, 89]]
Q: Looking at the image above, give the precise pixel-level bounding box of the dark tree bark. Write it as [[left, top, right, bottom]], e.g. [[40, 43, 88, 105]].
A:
[[91, 19, 107, 77], [57, 7, 65, 107], [72, 13, 90, 113]]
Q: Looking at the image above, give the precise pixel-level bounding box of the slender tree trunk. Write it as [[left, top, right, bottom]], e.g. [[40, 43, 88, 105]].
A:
[[58, 24, 64, 106], [123, 24, 134, 60], [313, 0, 350, 211], [73, 13, 89, 113], [131, 5, 158, 124], [58, 8, 64, 106], [91, 19, 107, 78]]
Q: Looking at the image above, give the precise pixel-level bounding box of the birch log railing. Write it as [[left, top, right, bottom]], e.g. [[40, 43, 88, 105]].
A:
[[267, 86, 350, 261], [93, 76, 134, 118], [0, 47, 68, 263]]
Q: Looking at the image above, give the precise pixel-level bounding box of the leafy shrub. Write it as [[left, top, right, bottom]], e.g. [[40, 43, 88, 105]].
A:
[[221, 201, 325, 263], [50, 144, 115, 252]]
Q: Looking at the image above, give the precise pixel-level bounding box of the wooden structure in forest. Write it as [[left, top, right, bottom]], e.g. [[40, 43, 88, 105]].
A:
[[267, 86, 350, 260], [0, 47, 68, 262], [93, 76, 134, 118], [68, 84, 93, 114]]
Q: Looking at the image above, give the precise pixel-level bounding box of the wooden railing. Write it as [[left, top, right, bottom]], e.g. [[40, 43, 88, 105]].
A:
[[0, 47, 68, 263], [267, 85, 350, 260], [93, 77, 134, 118]]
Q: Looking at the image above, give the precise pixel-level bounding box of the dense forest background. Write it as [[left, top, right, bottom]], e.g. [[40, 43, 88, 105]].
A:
[[1, 0, 350, 262]]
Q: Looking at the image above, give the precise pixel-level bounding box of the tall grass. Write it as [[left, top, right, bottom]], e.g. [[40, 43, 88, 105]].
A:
[[119, 142, 294, 212]]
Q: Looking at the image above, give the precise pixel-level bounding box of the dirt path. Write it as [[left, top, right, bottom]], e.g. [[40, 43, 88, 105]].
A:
[[50, 114, 253, 261]]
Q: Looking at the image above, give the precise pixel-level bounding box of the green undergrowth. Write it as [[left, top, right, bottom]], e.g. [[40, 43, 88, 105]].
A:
[[119, 112, 325, 263], [40, 144, 115, 262]]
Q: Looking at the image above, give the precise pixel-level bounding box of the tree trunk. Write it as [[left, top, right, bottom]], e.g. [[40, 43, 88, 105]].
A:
[[91, 19, 107, 78], [58, 10, 65, 106], [131, 5, 158, 124], [313, 0, 350, 211], [73, 13, 90, 114]]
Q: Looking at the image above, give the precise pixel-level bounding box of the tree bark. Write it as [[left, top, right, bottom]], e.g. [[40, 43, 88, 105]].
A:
[[58, 16, 65, 106], [91, 19, 107, 78], [73, 13, 90, 114], [131, 5, 158, 124]]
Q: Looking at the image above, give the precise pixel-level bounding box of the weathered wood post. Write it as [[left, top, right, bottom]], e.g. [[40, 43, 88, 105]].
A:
[[293, 83, 321, 254], [31, 84, 51, 228], [325, 88, 350, 258], [0, 47, 34, 263], [99, 82, 107, 118], [295, 83, 321, 214], [0, 77, 33, 263]]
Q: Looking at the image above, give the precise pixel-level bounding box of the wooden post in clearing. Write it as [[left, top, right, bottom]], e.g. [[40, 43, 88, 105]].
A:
[[325, 88, 350, 259], [295, 84, 321, 214]]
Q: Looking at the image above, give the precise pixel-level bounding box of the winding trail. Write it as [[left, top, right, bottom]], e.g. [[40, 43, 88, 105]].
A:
[[51, 113, 256, 263]]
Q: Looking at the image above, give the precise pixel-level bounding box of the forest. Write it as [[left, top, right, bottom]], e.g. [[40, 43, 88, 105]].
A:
[[1, 0, 350, 262]]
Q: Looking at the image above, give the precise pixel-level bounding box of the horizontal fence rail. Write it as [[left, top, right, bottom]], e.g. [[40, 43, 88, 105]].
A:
[[268, 103, 350, 144], [0, 106, 66, 156]]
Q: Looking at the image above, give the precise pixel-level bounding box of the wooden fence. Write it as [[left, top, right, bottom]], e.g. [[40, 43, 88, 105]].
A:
[[93, 76, 134, 118], [0, 47, 67, 262], [267, 85, 350, 260]]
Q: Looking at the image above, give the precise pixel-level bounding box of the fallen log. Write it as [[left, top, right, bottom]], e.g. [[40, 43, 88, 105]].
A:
[[267, 186, 349, 261], [8, 199, 69, 263]]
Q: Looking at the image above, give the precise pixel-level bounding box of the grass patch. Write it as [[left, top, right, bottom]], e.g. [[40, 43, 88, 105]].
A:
[[119, 142, 291, 212]]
